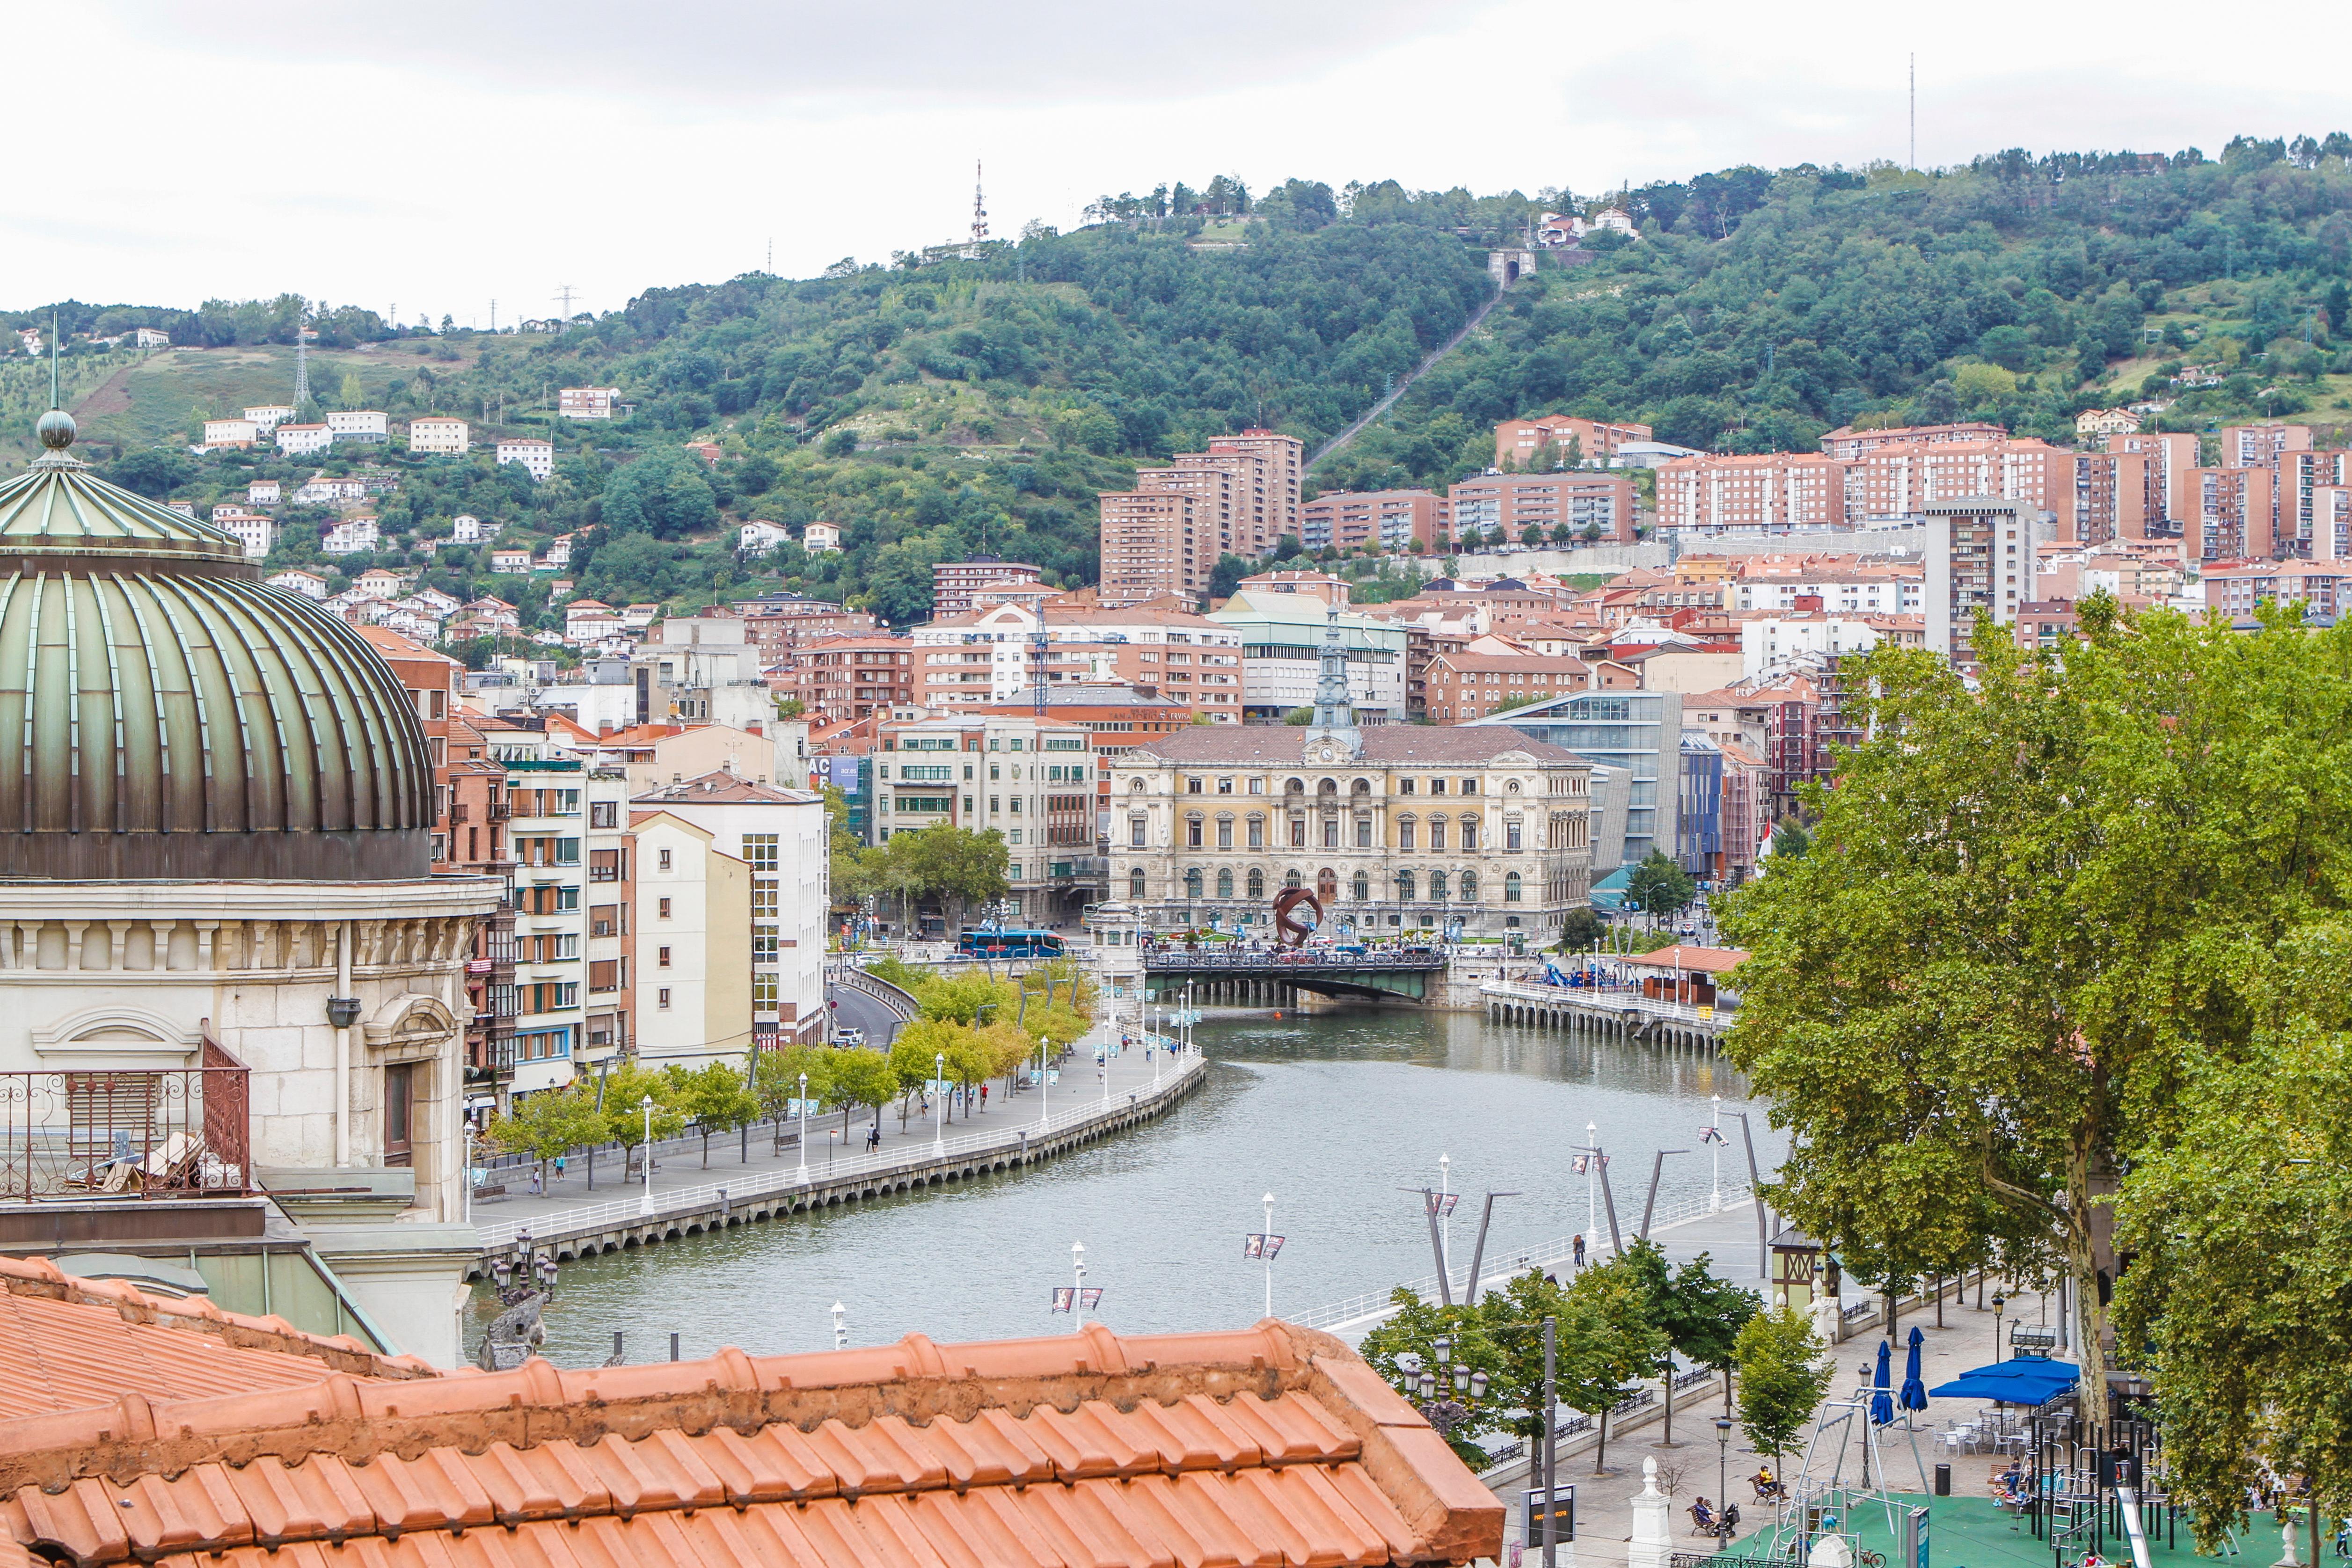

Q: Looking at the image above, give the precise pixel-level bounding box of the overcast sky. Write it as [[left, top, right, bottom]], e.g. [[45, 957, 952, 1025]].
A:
[[9, 1, 2345, 324]]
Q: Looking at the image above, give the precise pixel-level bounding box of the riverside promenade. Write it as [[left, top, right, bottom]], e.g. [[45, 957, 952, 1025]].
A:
[[468, 1026, 1205, 1277]]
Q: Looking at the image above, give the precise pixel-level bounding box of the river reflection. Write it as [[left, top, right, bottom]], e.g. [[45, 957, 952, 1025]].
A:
[[471, 1006, 1784, 1366]]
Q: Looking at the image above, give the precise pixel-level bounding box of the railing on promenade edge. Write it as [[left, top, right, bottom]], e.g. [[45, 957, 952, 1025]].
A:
[[1478, 978, 1734, 1027]]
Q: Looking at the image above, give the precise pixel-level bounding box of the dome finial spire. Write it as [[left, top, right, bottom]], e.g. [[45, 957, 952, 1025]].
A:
[[34, 309, 73, 454]]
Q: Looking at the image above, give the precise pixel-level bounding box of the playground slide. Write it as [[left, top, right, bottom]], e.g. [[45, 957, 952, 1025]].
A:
[[2114, 1486, 2154, 1568]]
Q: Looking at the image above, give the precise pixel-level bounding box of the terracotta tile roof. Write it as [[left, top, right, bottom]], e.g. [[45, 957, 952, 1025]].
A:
[[1618, 943, 1750, 974], [0, 1320, 1500, 1568], [0, 1257, 432, 1424]]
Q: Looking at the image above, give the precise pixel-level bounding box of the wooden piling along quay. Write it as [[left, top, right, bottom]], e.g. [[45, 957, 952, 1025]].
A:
[[1477, 979, 1730, 1055], [467, 1052, 1208, 1277]]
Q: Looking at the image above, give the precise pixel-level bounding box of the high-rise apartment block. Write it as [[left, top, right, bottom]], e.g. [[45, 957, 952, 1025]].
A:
[[1820, 422, 2007, 460], [2188, 467, 2276, 562], [1654, 454, 1846, 532], [1447, 473, 1636, 543], [1924, 498, 2039, 668], [1097, 430, 1303, 606]]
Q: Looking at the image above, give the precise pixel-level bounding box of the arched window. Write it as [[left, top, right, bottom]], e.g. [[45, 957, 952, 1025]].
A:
[[1317, 778, 1338, 798], [1284, 868, 1302, 889], [1461, 870, 1478, 901], [1352, 871, 1370, 902], [1396, 870, 1417, 902], [1505, 872, 1523, 903], [1285, 777, 1306, 796], [1184, 868, 1204, 898], [1351, 777, 1372, 795], [1317, 867, 1338, 903], [1211, 868, 1230, 898], [1430, 869, 1450, 899], [1247, 868, 1265, 899], [1129, 867, 1147, 896]]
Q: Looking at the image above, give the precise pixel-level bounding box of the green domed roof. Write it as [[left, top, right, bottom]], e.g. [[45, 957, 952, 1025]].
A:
[[0, 417, 434, 880]]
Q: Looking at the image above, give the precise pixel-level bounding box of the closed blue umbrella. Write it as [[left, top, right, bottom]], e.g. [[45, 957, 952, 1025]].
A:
[[1870, 1338, 1895, 1425], [1900, 1326, 1929, 1411]]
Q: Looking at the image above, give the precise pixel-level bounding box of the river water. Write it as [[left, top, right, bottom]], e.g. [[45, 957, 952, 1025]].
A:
[[476, 1007, 1787, 1367]]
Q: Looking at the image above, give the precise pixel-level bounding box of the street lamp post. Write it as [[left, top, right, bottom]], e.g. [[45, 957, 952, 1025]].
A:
[[1709, 1094, 1723, 1211], [1439, 1153, 1452, 1269], [1715, 1416, 1734, 1538], [1585, 1121, 1598, 1248], [933, 1053, 946, 1153], [1992, 1291, 2006, 1364], [1261, 1192, 1276, 1316], [796, 1071, 810, 1181], [1038, 1038, 1051, 1132], [637, 1095, 654, 1216]]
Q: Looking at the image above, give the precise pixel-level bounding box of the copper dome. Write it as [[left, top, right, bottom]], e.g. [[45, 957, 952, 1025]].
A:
[[0, 416, 434, 880]]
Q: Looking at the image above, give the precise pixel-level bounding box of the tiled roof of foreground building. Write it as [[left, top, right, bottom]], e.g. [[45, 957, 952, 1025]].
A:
[[0, 1256, 434, 1422], [0, 1317, 1502, 1568]]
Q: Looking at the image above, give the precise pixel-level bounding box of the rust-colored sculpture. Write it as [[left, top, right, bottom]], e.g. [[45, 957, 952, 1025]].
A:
[[1272, 887, 1322, 948]]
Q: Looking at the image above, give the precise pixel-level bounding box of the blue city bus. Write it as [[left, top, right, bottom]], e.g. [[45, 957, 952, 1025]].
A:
[[957, 927, 1066, 959]]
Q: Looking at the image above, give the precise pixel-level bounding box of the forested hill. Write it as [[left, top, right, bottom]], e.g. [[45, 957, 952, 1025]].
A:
[[41, 135, 2352, 629]]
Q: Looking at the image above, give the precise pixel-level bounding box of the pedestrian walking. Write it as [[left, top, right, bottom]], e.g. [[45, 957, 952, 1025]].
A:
[[554, 1155, 566, 1183], [530, 1167, 543, 1197], [1572, 1234, 1586, 1268]]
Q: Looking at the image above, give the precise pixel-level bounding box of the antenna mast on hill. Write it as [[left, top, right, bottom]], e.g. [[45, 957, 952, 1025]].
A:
[[555, 284, 577, 323], [971, 161, 989, 246], [293, 300, 311, 408]]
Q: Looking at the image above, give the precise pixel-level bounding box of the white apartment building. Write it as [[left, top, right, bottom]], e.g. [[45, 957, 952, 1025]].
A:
[[326, 409, 390, 443], [321, 516, 381, 555], [268, 568, 329, 598], [248, 479, 282, 505], [541, 534, 574, 569], [496, 438, 555, 480], [581, 771, 633, 1066], [450, 513, 498, 542], [491, 548, 534, 574], [803, 521, 842, 552], [913, 601, 1244, 712], [210, 506, 273, 559], [1740, 614, 1897, 682], [1733, 564, 1924, 614], [276, 422, 331, 455], [501, 756, 589, 1096], [355, 567, 407, 599], [559, 387, 622, 420], [201, 418, 257, 450], [243, 405, 295, 435], [628, 774, 828, 1044], [627, 814, 753, 1068], [739, 520, 792, 553], [408, 415, 470, 454]]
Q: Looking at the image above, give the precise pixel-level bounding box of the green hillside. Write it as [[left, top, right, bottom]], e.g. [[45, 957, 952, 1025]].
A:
[[28, 135, 2352, 632]]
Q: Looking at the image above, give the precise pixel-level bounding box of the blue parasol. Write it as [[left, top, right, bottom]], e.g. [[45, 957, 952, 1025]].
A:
[[1900, 1325, 1929, 1411], [1870, 1338, 1895, 1425]]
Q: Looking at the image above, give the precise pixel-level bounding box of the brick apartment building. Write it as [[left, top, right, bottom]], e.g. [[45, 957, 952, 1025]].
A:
[[1300, 489, 1448, 552], [1098, 490, 1204, 606], [1654, 453, 1847, 532], [1448, 473, 1636, 543], [787, 636, 916, 719], [1097, 429, 1306, 605], [1820, 422, 2007, 460], [2189, 467, 2277, 562], [1492, 415, 1654, 469], [932, 555, 1042, 617]]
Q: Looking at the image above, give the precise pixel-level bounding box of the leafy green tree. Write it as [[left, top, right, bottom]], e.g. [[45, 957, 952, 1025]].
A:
[[1624, 850, 1696, 925], [1556, 907, 1606, 952], [600, 449, 718, 540], [1562, 1252, 1672, 1473], [1615, 1240, 1759, 1437], [2114, 926, 2352, 1557], [1734, 1304, 1833, 1466], [595, 1061, 686, 1179], [481, 1084, 602, 1190], [825, 1046, 902, 1145], [664, 1060, 759, 1167], [337, 371, 366, 410]]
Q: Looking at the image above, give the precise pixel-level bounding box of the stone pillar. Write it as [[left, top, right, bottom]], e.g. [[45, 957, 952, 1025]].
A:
[[1626, 1457, 1673, 1568]]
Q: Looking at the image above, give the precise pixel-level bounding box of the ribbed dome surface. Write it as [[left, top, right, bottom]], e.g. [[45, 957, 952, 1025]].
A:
[[0, 426, 434, 880]]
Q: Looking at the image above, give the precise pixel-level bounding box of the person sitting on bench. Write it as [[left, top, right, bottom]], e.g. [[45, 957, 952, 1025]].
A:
[[1752, 1466, 1786, 1502], [1690, 1498, 1719, 1536]]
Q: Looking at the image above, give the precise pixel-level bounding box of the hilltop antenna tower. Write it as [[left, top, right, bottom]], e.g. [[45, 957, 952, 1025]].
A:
[[293, 300, 311, 408], [555, 284, 577, 322], [971, 161, 989, 246]]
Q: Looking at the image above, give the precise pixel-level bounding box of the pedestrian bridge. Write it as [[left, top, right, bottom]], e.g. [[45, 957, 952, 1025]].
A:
[[1142, 949, 1448, 1003]]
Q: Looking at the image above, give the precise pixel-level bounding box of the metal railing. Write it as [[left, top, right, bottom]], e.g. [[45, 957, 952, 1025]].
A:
[[0, 1042, 251, 1201], [1480, 979, 1732, 1026], [830, 967, 923, 1022], [1144, 949, 1449, 972], [474, 1049, 1208, 1249], [1289, 1183, 1753, 1331]]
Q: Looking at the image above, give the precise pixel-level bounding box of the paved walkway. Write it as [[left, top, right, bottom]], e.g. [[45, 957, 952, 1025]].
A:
[[469, 1019, 1185, 1233], [1491, 1280, 2065, 1565]]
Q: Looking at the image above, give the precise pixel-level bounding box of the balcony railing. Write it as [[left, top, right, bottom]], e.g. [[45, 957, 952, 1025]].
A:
[[487, 803, 513, 820], [0, 1039, 250, 1201], [448, 803, 470, 824]]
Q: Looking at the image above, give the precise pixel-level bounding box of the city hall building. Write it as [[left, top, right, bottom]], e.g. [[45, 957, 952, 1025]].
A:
[[1112, 622, 1595, 940]]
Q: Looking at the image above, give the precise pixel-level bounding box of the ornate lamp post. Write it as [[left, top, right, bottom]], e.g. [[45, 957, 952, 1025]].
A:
[[636, 1096, 655, 1216], [797, 1071, 811, 1181], [933, 1053, 946, 1153], [1715, 1415, 1735, 1538]]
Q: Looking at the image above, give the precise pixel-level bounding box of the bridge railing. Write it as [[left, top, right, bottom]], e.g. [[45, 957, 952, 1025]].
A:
[[1144, 950, 1449, 973], [829, 965, 924, 1021], [1480, 978, 1733, 1026]]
